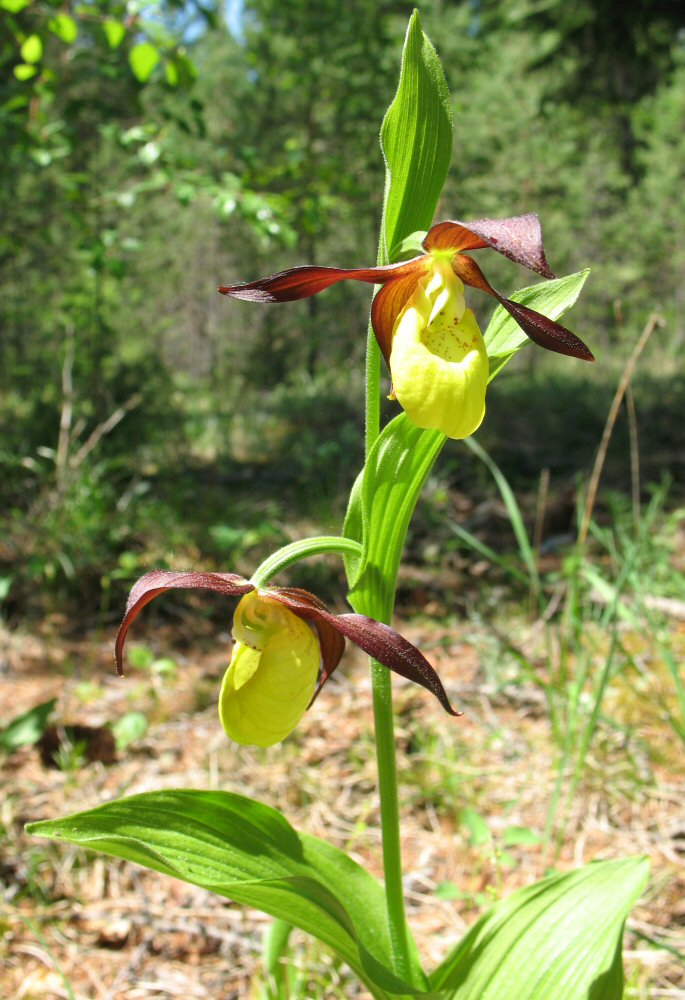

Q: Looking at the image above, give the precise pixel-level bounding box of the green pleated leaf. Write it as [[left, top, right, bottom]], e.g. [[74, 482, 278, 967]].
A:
[[430, 857, 649, 998], [342, 467, 364, 585], [28, 790, 431, 998], [379, 11, 452, 264], [485, 269, 590, 381], [129, 42, 160, 83], [343, 414, 445, 618]]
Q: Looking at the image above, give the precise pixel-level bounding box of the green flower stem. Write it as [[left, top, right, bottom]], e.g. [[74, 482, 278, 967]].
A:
[[251, 536, 362, 588], [371, 655, 411, 980], [364, 318, 412, 982]]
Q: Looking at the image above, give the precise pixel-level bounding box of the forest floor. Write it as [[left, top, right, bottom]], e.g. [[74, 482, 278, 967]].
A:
[[2, 576, 684, 999]]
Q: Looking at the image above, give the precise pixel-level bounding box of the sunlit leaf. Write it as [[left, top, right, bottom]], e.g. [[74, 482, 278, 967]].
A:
[[460, 808, 491, 847], [430, 857, 649, 998], [103, 19, 126, 50], [0, 0, 30, 12], [48, 14, 78, 44], [129, 42, 160, 83], [111, 712, 148, 750], [174, 51, 197, 84], [164, 59, 179, 87], [0, 698, 56, 751], [20, 34, 43, 64], [501, 826, 543, 847], [13, 63, 38, 81], [30, 148, 52, 166], [28, 790, 431, 997]]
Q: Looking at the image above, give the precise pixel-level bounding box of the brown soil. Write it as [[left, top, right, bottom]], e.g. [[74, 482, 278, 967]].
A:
[[1, 609, 684, 999]]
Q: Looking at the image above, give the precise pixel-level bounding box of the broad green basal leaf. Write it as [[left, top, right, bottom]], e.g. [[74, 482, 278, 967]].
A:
[[485, 269, 590, 381], [429, 857, 649, 999], [380, 11, 452, 264], [343, 414, 445, 620], [28, 789, 430, 999]]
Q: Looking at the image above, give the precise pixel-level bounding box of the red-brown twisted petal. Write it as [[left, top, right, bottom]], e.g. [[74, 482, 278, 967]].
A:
[[453, 253, 595, 362], [115, 571, 255, 675], [331, 614, 460, 716], [218, 259, 419, 304], [274, 586, 459, 715], [370, 260, 429, 366], [424, 214, 555, 279], [116, 575, 458, 716]]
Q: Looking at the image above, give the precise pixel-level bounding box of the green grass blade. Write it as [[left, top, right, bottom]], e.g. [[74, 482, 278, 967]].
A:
[[463, 437, 542, 601]]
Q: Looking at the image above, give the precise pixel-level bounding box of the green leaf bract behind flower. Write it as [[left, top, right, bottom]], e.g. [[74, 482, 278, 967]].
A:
[[485, 269, 591, 381], [380, 11, 453, 264], [343, 414, 445, 620]]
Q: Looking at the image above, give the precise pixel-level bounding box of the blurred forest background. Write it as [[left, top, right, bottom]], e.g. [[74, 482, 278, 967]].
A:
[[1, 0, 684, 625]]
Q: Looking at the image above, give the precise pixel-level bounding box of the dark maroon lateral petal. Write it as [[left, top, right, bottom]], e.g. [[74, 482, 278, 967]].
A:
[[371, 261, 428, 366], [267, 587, 346, 694], [330, 613, 459, 716], [425, 214, 555, 279], [268, 585, 331, 613], [115, 571, 254, 675], [218, 260, 418, 304], [494, 294, 595, 361], [269, 589, 458, 714], [453, 253, 594, 362]]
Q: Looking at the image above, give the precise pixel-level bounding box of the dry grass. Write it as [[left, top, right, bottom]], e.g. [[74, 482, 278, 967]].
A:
[[1, 608, 684, 999]]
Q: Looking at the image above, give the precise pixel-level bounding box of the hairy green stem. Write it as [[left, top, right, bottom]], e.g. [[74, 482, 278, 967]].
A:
[[364, 319, 412, 982], [251, 535, 362, 588], [371, 657, 411, 979]]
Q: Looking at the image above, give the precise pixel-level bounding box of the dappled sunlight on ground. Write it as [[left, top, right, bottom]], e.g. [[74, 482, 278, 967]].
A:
[[2, 608, 684, 998]]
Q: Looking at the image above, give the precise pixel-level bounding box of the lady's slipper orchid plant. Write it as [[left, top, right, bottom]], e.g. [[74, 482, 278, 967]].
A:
[[219, 213, 594, 439], [29, 19, 647, 1000], [115, 570, 459, 747]]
